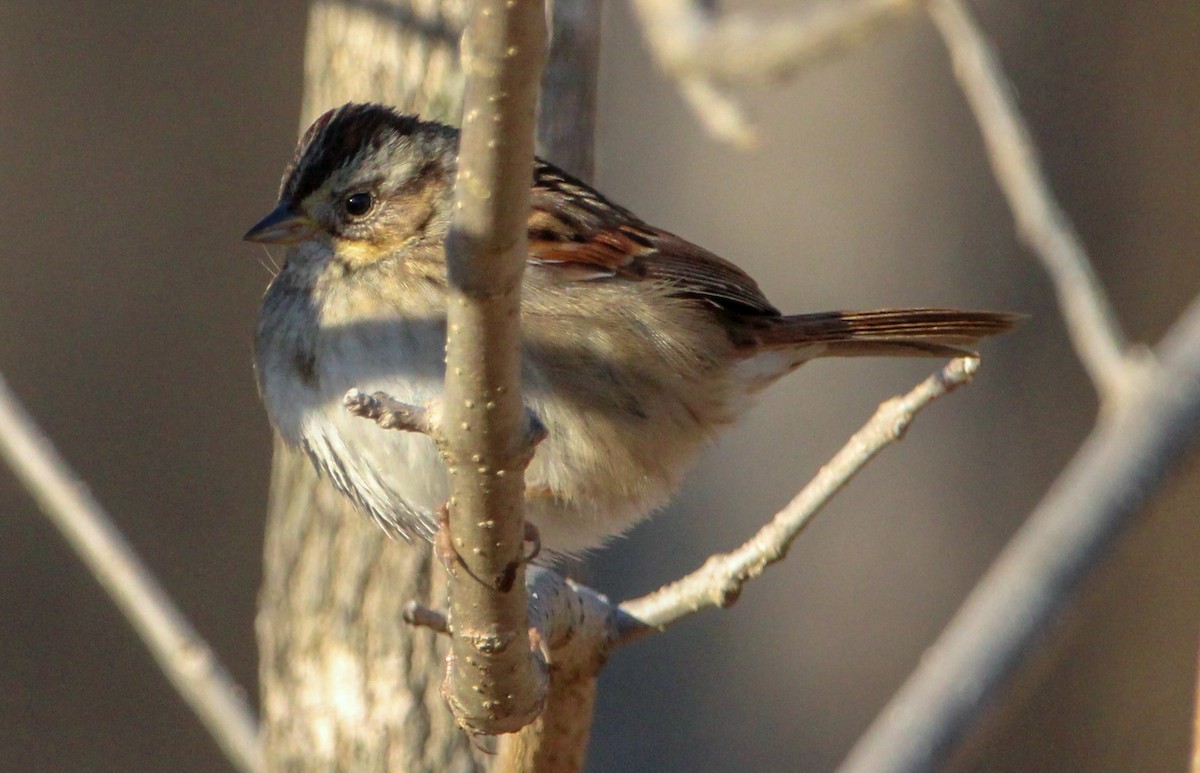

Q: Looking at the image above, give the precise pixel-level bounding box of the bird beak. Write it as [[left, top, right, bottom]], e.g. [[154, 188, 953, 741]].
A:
[[243, 203, 319, 244]]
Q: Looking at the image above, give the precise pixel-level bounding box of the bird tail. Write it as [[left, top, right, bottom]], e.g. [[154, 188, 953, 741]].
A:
[[751, 308, 1019, 359]]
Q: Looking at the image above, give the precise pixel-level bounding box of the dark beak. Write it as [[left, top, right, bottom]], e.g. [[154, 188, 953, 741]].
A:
[[243, 203, 319, 244]]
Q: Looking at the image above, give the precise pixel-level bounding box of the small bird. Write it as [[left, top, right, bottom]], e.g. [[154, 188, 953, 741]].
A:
[[246, 102, 1014, 555]]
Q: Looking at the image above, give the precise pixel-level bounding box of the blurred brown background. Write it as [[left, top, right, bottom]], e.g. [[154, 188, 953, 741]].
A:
[[1, 1, 1197, 771]]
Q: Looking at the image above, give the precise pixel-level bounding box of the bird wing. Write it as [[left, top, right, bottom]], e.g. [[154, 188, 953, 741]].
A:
[[526, 161, 780, 317]]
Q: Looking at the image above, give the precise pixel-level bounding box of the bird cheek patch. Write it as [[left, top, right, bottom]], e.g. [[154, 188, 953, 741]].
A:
[[333, 238, 391, 268]]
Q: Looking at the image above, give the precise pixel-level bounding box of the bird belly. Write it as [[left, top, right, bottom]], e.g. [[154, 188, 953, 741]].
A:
[[301, 387, 447, 540], [257, 300, 451, 539], [258, 296, 748, 553]]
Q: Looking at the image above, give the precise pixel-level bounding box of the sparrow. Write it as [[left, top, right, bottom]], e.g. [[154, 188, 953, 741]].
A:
[[245, 102, 1014, 554]]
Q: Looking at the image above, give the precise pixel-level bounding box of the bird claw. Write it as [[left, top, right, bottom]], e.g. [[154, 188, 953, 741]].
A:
[[522, 521, 542, 565], [433, 504, 542, 578], [433, 503, 460, 574]]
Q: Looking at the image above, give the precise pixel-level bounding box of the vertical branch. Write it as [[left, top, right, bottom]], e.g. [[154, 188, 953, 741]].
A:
[[536, 0, 603, 179], [441, 0, 548, 735], [498, 1, 605, 768], [1193, 638, 1200, 773]]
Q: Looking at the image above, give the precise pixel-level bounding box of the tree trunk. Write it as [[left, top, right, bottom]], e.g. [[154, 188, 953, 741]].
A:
[[256, 2, 481, 771]]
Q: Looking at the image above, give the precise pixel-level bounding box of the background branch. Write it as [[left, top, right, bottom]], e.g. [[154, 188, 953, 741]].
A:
[[0, 374, 263, 773], [536, 0, 603, 180], [628, 0, 924, 144], [830, 6, 1200, 770], [840, 290, 1200, 773], [630, 0, 1141, 402], [928, 0, 1142, 402]]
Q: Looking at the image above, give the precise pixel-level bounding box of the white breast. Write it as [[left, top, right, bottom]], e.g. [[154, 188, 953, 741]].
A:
[[259, 299, 451, 539]]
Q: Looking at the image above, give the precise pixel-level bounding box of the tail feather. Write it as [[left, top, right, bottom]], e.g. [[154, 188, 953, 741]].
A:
[[752, 308, 1019, 359]]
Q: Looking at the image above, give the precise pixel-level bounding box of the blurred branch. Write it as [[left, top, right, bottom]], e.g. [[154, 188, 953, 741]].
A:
[[630, 0, 1145, 399], [840, 292, 1200, 773], [628, 0, 924, 145], [1193, 639, 1200, 773], [440, 0, 548, 737], [838, 8, 1195, 768], [536, 0, 603, 179], [928, 0, 1147, 404], [618, 356, 979, 640], [0, 374, 263, 773]]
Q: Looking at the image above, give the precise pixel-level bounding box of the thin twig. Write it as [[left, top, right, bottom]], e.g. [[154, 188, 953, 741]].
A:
[[928, 0, 1145, 403], [440, 0, 548, 736], [839, 292, 1200, 773], [403, 601, 450, 635], [628, 0, 924, 145], [343, 389, 437, 435], [0, 374, 263, 773], [618, 356, 980, 641]]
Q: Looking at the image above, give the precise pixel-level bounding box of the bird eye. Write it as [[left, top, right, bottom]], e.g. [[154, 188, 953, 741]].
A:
[[343, 192, 374, 217]]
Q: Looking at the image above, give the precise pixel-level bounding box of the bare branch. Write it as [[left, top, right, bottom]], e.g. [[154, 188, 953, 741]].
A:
[[496, 2, 609, 768], [498, 568, 615, 772], [440, 0, 548, 736], [928, 0, 1147, 403], [400, 568, 617, 772], [356, 0, 605, 757], [344, 389, 438, 435], [619, 356, 980, 640], [536, 0, 603, 179], [840, 292, 1200, 773], [0, 374, 263, 773], [403, 601, 450, 635], [629, 0, 924, 144]]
